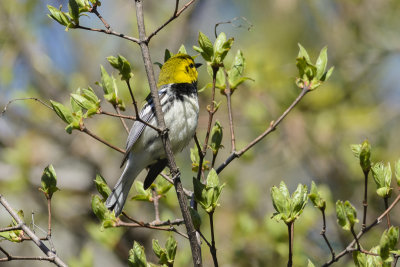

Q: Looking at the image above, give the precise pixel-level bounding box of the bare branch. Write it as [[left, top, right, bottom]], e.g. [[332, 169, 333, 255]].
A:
[[134, 0, 202, 264], [216, 86, 310, 174], [0, 195, 67, 267], [75, 25, 140, 44], [80, 126, 126, 154], [147, 0, 197, 42], [223, 68, 236, 153]]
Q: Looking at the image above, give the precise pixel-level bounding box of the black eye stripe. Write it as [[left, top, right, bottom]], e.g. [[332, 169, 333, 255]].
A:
[[189, 63, 194, 68]]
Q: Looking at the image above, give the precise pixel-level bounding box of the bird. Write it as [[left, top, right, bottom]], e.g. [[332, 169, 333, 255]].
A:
[[106, 53, 201, 216]]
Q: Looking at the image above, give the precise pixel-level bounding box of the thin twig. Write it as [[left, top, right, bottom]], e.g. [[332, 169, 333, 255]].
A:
[[47, 198, 52, 237], [216, 86, 310, 174], [223, 68, 236, 153], [320, 208, 335, 261], [209, 212, 219, 267], [147, 0, 197, 42], [1, 97, 52, 117], [152, 189, 161, 222], [117, 220, 188, 239], [384, 196, 391, 228], [0, 195, 67, 267], [194, 134, 205, 182], [322, 193, 400, 266], [214, 17, 253, 38], [125, 80, 140, 116], [287, 222, 294, 267], [89, 4, 111, 31], [80, 126, 126, 154], [75, 25, 140, 43], [362, 170, 369, 230], [0, 225, 21, 232], [115, 106, 130, 134]]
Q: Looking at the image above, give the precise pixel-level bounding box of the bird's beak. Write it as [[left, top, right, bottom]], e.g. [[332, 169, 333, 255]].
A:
[[195, 63, 202, 69]]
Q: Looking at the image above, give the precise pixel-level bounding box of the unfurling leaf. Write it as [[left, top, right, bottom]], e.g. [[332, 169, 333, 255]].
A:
[[40, 165, 59, 198]]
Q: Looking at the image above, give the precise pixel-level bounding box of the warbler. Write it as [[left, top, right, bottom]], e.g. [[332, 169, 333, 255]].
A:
[[106, 54, 201, 216]]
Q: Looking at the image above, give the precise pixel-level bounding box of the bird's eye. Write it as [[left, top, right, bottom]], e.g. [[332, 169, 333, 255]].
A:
[[189, 63, 194, 68]]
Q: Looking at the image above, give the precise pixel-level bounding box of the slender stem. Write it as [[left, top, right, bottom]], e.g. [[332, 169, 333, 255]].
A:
[[47, 198, 52, 237], [117, 220, 188, 239], [89, 4, 111, 31], [134, 1, 202, 265], [80, 126, 125, 154], [126, 80, 140, 116], [152, 189, 161, 222], [159, 173, 193, 197], [75, 25, 140, 43], [100, 110, 161, 132], [384, 197, 391, 228], [146, 0, 197, 42], [0, 195, 67, 267], [0, 225, 21, 232], [322, 193, 400, 266], [287, 222, 294, 267], [216, 86, 310, 174], [223, 68, 236, 152], [202, 67, 218, 156], [350, 226, 361, 251], [198, 230, 212, 248], [1, 97, 53, 117], [209, 212, 219, 267], [115, 106, 129, 134], [362, 170, 369, 230], [194, 134, 204, 182], [320, 208, 335, 261]]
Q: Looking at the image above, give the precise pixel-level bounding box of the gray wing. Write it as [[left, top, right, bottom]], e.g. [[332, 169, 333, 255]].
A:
[[120, 87, 169, 167]]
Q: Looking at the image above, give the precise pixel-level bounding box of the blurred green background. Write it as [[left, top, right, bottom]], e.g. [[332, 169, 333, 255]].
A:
[[1, 0, 400, 266]]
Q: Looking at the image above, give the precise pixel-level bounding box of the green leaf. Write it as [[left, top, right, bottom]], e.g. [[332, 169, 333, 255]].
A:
[[91, 195, 117, 228], [395, 159, 400, 187], [177, 44, 187, 55], [308, 181, 326, 210], [107, 55, 133, 81], [307, 259, 315, 267], [206, 169, 219, 188], [198, 32, 213, 62], [336, 200, 358, 231], [165, 235, 177, 262], [210, 121, 223, 155], [152, 239, 163, 259], [50, 100, 74, 124], [164, 49, 172, 62], [271, 182, 290, 219], [359, 140, 371, 173], [212, 32, 234, 65], [131, 181, 151, 201], [40, 165, 59, 198], [128, 241, 148, 267], [94, 174, 111, 200], [193, 177, 206, 205], [68, 0, 80, 23], [47, 5, 74, 28], [291, 184, 308, 217], [155, 177, 173, 196], [189, 207, 202, 230], [372, 162, 393, 198], [71, 93, 94, 111], [315, 46, 328, 80]]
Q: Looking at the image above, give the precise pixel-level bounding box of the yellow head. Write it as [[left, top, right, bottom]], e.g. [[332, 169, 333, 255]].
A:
[[157, 54, 199, 87]]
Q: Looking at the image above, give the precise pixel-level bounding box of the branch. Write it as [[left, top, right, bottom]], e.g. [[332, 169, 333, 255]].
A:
[[322, 193, 400, 266], [114, 106, 130, 134], [223, 68, 236, 153], [287, 222, 294, 267], [319, 208, 335, 261], [362, 170, 369, 230], [99, 110, 162, 133], [216, 86, 310, 174], [75, 25, 140, 43], [80, 126, 126, 154], [134, 0, 202, 265], [1, 97, 53, 117], [146, 0, 197, 42], [0, 195, 67, 267], [209, 212, 219, 267]]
